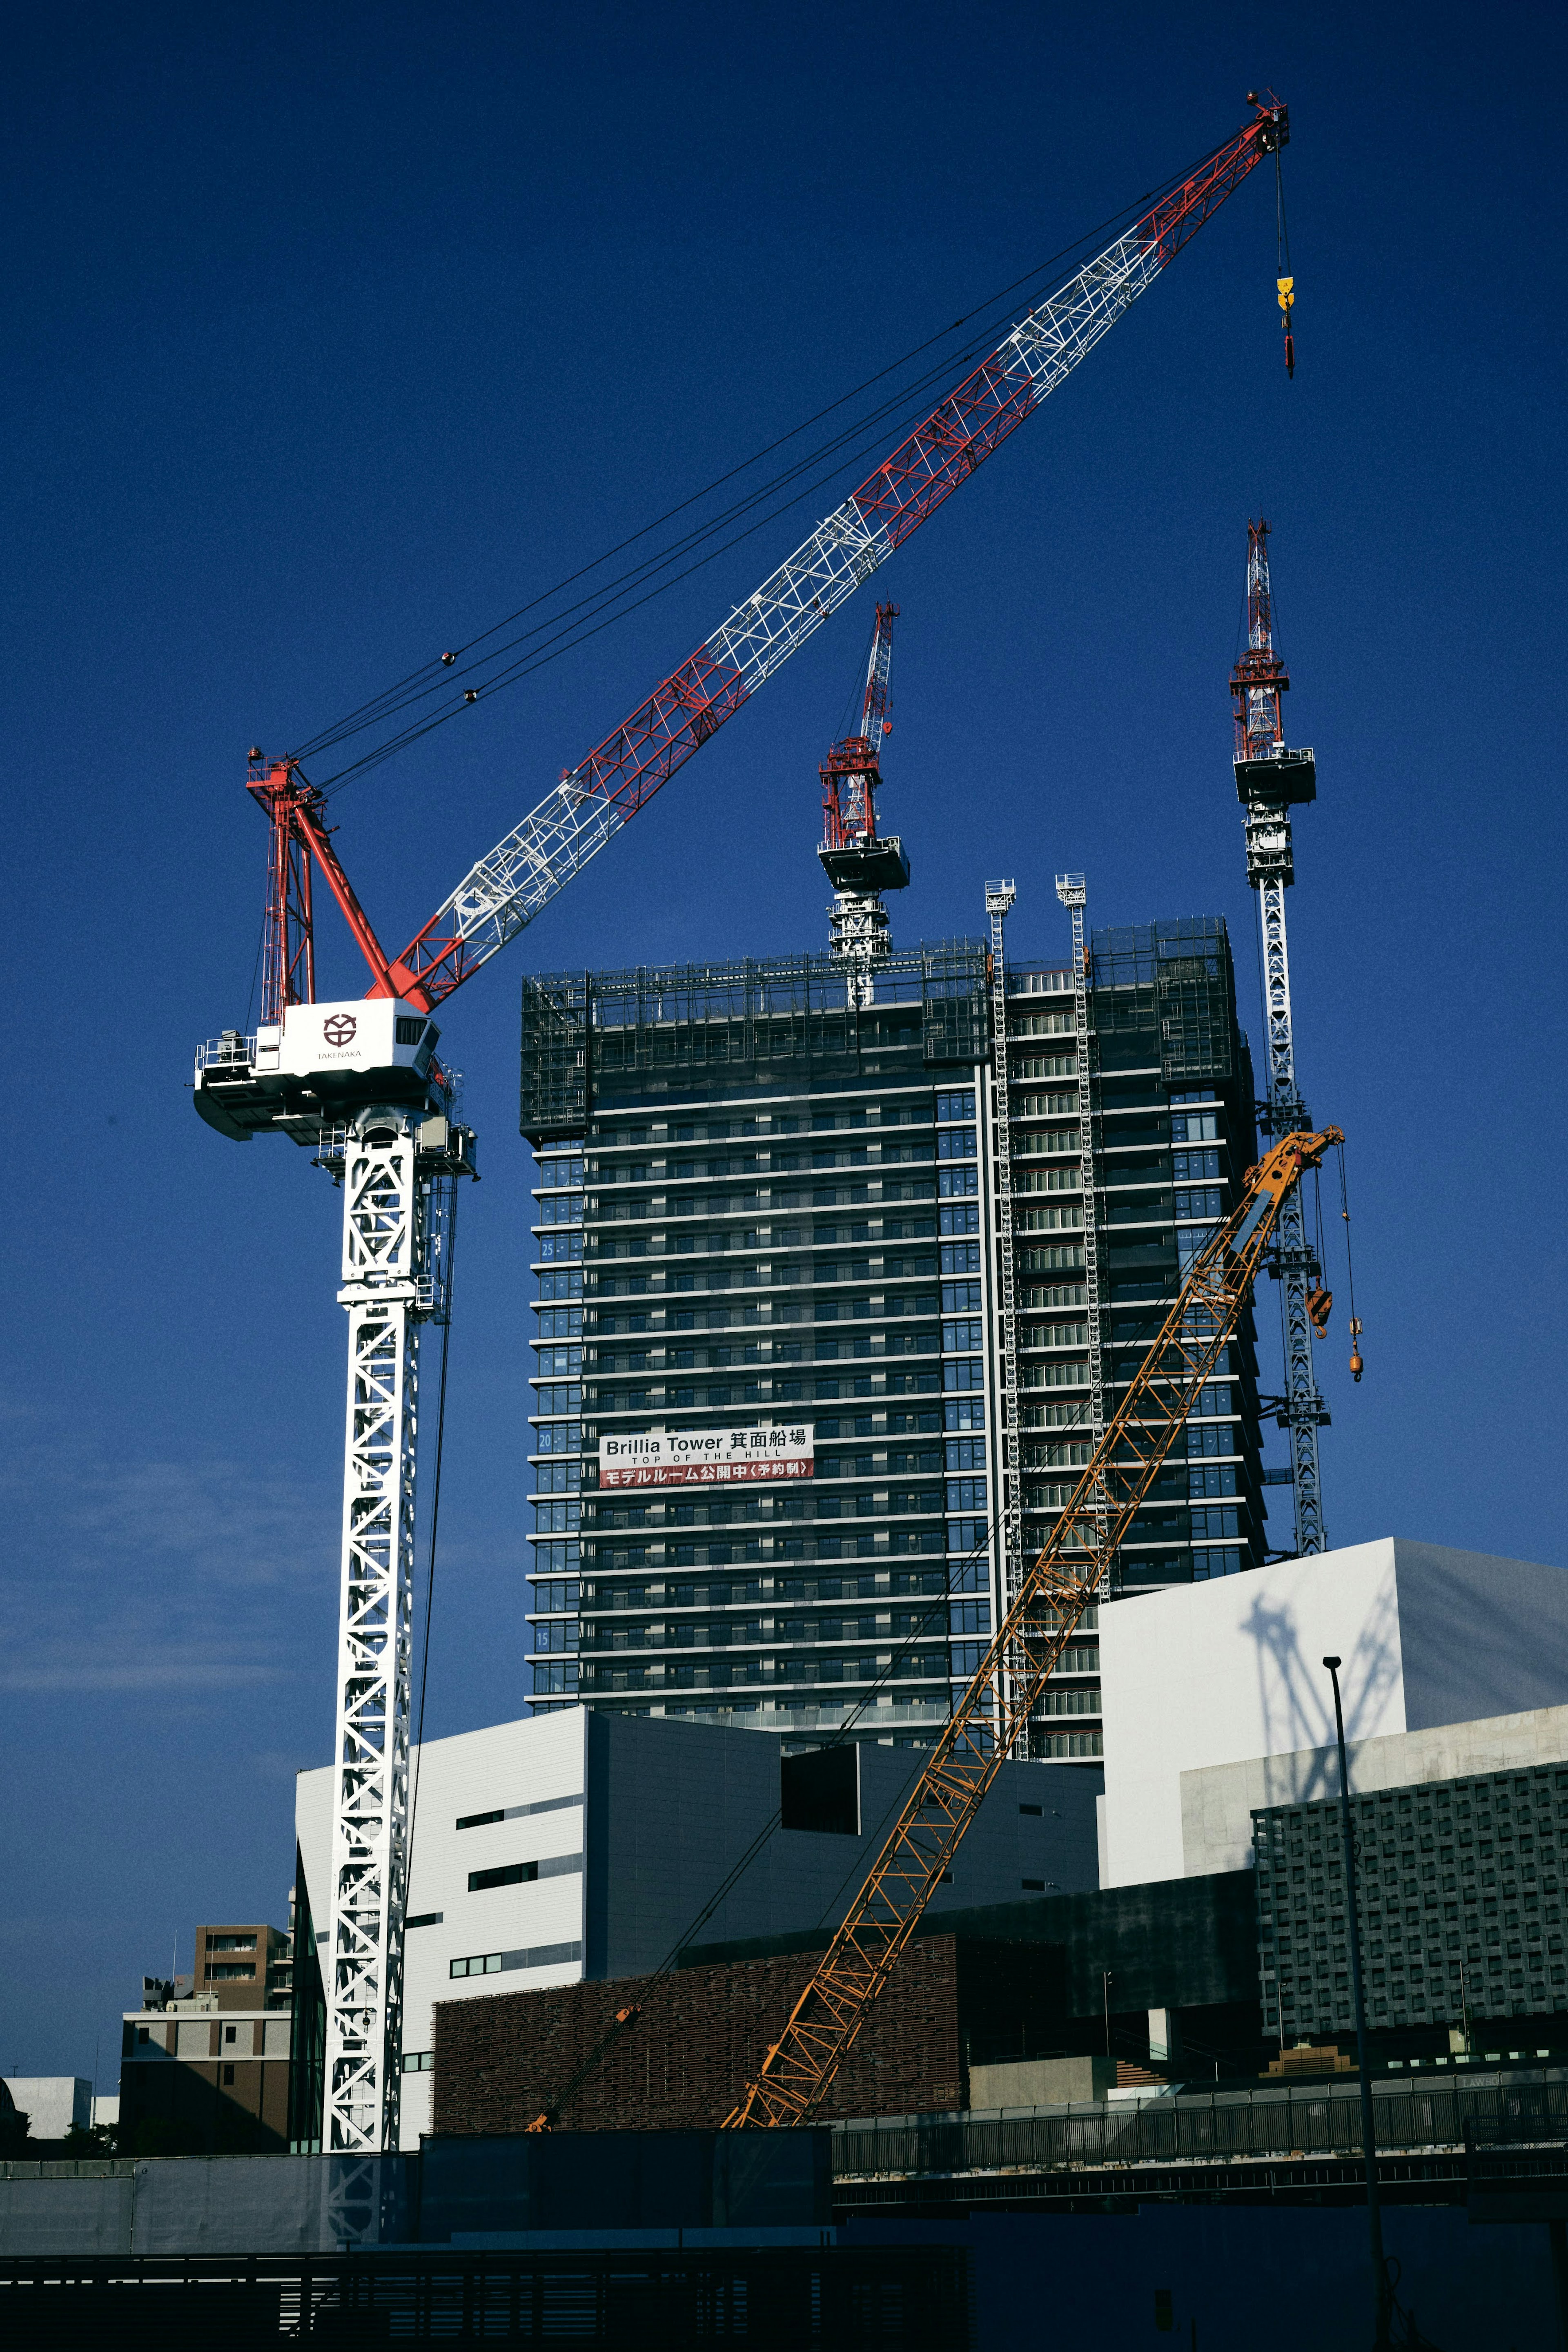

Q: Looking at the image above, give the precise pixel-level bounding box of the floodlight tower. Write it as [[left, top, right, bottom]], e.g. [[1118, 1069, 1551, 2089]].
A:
[[1231, 520, 1328, 1554]]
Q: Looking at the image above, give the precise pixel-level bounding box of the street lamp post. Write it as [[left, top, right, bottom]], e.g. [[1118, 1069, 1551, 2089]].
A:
[[1323, 1653, 1393, 2350]]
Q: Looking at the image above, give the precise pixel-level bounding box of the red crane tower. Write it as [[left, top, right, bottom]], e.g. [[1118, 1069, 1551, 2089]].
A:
[[817, 602, 909, 977]]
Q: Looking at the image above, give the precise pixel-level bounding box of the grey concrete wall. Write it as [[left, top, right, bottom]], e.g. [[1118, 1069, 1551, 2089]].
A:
[[1394, 1543, 1568, 1730], [1180, 1701, 1568, 1879], [587, 1712, 1101, 1978], [0, 2154, 415, 2256], [0, 2169, 134, 2254], [968, 2055, 1118, 2107]]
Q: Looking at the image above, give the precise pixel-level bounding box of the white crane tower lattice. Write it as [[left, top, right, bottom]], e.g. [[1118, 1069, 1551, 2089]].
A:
[[1231, 521, 1327, 1556], [320, 1101, 470, 2152]]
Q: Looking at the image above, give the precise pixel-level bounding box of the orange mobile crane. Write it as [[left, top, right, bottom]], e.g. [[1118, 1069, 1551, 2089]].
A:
[[726, 1123, 1342, 2128]]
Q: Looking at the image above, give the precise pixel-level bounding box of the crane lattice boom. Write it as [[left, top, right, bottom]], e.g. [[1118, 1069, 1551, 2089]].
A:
[[725, 1121, 1340, 2130], [372, 97, 1287, 1010]]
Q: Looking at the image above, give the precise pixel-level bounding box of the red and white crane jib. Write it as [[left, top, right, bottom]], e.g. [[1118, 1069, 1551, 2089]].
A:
[[270, 96, 1287, 1015]]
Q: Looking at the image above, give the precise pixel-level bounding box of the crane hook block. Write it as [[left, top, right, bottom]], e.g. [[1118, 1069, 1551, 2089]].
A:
[[1305, 1286, 1333, 1338], [1277, 276, 1294, 311], [1348, 1315, 1364, 1383]]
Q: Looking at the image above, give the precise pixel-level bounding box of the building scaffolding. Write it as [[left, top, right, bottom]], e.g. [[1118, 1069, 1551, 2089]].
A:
[[984, 884, 1024, 1635]]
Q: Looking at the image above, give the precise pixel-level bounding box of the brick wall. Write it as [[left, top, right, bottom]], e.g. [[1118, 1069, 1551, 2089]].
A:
[[433, 1937, 966, 2135]]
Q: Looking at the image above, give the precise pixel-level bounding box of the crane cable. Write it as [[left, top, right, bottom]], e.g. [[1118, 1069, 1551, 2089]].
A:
[[1336, 1139, 1364, 1381], [276, 131, 1243, 795]]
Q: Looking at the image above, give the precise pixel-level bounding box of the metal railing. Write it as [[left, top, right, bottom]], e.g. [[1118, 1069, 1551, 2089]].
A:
[[832, 2070, 1568, 2181]]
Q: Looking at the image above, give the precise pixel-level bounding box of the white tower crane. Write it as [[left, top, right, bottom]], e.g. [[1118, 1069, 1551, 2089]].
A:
[[192, 98, 1290, 2149]]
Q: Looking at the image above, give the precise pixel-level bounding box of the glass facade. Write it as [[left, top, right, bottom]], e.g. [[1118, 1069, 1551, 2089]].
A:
[[521, 914, 1267, 1765], [521, 947, 1001, 1748]]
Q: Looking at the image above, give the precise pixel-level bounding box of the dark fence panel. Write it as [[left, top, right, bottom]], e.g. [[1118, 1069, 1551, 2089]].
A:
[[0, 2244, 973, 2350]]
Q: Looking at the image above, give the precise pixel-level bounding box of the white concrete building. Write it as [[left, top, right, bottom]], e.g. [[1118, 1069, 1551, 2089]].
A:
[[2, 2077, 90, 2140], [1098, 1538, 1568, 1890], [296, 1706, 1100, 2148]]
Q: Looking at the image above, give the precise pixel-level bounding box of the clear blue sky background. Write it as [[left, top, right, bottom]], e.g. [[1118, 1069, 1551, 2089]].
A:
[[3, 3, 1563, 2086]]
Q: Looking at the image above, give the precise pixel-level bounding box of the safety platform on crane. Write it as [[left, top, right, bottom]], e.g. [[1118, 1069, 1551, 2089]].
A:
[[817, 834, 911, 894], [1234, 746, 1316, 805], [192, 997, 445, 1144]]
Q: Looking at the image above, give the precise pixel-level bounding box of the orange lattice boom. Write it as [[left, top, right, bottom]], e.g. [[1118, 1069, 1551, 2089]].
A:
[[725, 1124, 1342, 2128]]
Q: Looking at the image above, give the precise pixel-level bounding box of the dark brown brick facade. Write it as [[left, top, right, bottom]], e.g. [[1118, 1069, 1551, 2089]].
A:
[[434, 1935, 1057, 2134]]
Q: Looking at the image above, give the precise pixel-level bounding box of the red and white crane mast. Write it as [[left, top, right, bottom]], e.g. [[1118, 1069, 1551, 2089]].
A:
[[1230, 518, 1328, 1554], [817, 602, 909, 983], [192, 96, 1288, 2154]]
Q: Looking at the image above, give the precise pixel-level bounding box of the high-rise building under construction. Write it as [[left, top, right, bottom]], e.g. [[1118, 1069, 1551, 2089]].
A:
[[519, 905, 1267, 1766]]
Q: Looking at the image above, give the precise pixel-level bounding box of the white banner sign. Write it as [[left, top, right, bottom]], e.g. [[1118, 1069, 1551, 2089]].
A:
[[598, 1424, 815, 1489]]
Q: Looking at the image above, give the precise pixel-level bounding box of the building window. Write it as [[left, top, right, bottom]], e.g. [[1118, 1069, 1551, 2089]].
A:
[[469, 1862, 539, 1892], [221, 2064, 235, 2086], [402, 2051, 436, 2073], [450, 1940, 584, 1980]]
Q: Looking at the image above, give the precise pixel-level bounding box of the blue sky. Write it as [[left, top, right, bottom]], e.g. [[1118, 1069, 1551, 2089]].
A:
[[3, 2, 1563, 2084]]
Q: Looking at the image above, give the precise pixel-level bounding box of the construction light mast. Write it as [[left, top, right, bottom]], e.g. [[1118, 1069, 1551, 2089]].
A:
[[1231, 520, 1328, 1555]]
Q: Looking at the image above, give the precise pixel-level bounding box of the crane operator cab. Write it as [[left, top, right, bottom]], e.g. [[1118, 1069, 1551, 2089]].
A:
[[192, 998, 447, 1146]]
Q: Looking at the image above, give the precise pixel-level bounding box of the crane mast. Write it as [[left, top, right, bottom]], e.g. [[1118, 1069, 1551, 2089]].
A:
[[725, 1123, 1342, 2129], [819, 602, 909, 991], [1231, 519, 1327, 1555], [192, 98, 1290, 2151]]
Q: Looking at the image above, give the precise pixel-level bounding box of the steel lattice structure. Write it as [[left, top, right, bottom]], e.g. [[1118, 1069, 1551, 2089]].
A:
[[318, 1106, 469, 2153], [1231, 519, 1327, 1555], [360, 98, 1290, 1013], [1054, 875, 1107, 1544], [725, 1125, 1342, 2129], [984, 883, 1023, 1642]]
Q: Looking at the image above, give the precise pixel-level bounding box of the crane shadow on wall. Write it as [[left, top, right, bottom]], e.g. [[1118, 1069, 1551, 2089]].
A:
[[1241, 1575, 1402, 1799]]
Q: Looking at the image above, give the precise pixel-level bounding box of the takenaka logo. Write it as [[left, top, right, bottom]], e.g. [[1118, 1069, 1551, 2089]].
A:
[[322, 1013, 358, 1048]]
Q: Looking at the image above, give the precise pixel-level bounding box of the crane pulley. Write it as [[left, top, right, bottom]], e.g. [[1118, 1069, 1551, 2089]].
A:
[[725, 1122, 1342, 2129]]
